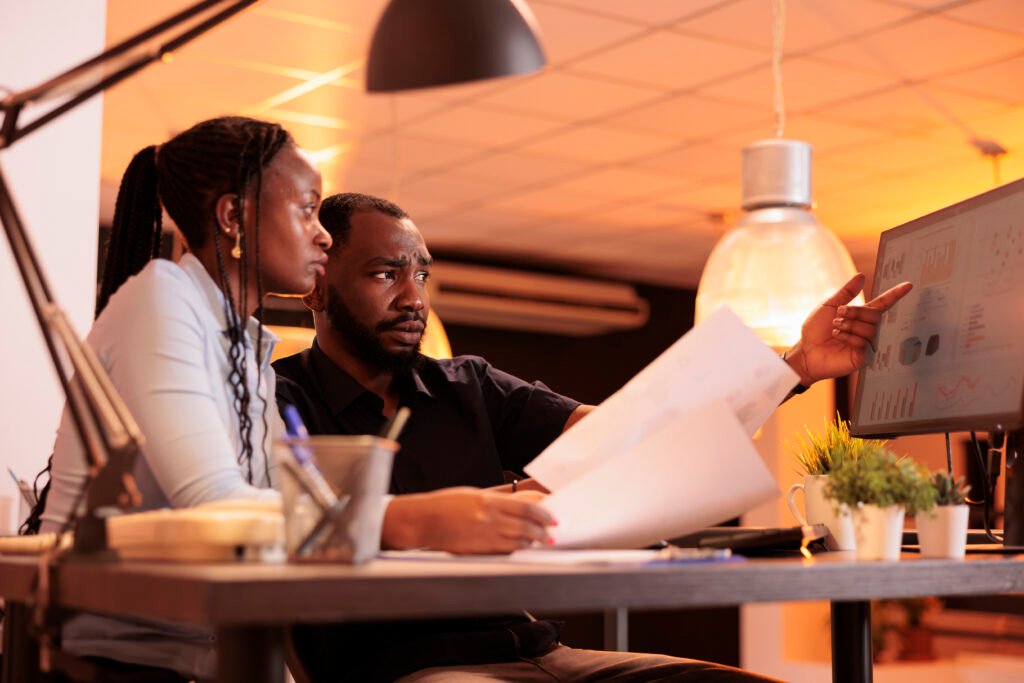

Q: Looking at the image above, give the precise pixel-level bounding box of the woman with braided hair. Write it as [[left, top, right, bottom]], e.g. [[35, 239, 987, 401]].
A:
[[36, 116, 331, 680]]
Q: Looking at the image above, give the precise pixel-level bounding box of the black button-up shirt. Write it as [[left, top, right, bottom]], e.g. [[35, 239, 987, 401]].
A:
[[274, 341, 580, 493], [273, 342, 580, 681]]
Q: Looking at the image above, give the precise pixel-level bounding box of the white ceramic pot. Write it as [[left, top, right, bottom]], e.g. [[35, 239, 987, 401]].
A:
[[786, 474, 856, 550], [852, 503, 905, 561], [916, 505, 969, 559]]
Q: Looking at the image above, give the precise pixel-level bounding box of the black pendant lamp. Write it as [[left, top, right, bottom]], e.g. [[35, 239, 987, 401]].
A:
[[366, 0, 547, 92]]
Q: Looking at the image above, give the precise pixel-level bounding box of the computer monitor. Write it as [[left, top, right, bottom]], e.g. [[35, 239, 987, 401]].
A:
[[851, 176, 1024, 546]]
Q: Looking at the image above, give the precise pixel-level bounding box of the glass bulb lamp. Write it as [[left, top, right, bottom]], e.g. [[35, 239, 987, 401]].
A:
[[696, 139, 860, 349]]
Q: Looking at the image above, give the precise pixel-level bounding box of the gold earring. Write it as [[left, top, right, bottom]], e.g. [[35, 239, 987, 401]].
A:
[[230, 231, 242, 260]]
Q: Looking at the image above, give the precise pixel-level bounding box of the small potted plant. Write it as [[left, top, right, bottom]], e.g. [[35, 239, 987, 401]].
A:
[[788, 415, 883, 550], [915, 472, 970, 559], [824, 445, 934, 560]]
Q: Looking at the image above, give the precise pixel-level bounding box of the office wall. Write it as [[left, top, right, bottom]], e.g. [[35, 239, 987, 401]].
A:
[[0, 0, 106, 533]]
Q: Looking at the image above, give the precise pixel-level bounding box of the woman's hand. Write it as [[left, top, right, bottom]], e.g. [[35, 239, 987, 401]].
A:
[[382, 487, 555, 554]]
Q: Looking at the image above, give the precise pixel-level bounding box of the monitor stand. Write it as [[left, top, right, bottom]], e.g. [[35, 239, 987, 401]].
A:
[[1002, 429, 1024, 547]]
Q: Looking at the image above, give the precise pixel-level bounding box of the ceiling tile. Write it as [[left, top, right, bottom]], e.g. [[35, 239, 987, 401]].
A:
[[946, 0, 1024, 39], [401, 105, 564, 147], [279, 86, 449, 132], [396, 172, 506, 210], [516, 123, 677, 165], [570, 31, 765, 90], [812, 85, 1010, 135], [676, 0, 912, 52], [933, 52, 1024, 105], [602, 93, 768, 140], [479, 185, 611, 218], [185, 10, 367, 74], [810, 14, 1024, 80], [541, 167, 685, 203], [697, 57, 898, 113], [337, 133, 483, 175], [629, 141, 743, 182], [533, 0, 727, 26], [262, 0, 388, 30], [448, 151, 589, 186], [572, 200, 706, 230], [476, 71, 665, 121], [527, 2, 640, 64]]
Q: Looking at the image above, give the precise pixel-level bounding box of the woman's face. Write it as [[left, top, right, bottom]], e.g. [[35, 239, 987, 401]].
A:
[[254, 143, 332, 295]]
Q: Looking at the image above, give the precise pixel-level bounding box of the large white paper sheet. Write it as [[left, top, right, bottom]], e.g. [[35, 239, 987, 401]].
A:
[[526, 305, 797, 492], [543, 399, 779, 548]]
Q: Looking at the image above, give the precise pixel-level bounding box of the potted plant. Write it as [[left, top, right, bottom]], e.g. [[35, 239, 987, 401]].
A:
[[824, 445, 934, 560], [915, 472, 970, 559], [788, 415, 882, 550]]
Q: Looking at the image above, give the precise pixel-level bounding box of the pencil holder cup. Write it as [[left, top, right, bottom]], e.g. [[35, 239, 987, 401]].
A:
[[274, 435, 396, 564]]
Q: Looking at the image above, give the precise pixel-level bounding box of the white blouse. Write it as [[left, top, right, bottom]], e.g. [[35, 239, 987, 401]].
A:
[[41, 253, 283, 678]]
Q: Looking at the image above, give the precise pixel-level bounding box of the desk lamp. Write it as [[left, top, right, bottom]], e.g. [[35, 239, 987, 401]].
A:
[[0, 0, 546, 553]]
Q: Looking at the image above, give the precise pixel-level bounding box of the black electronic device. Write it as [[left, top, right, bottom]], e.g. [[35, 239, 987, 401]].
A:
[[670, 524, 829, 556], [850, 177, 1024, 548]]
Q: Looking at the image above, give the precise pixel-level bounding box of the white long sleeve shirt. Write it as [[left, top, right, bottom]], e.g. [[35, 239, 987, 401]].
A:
[[41, 253, 282, 679]]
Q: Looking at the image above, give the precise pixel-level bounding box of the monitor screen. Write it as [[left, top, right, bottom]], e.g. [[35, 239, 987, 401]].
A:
[[851, 177, 1024, 437]]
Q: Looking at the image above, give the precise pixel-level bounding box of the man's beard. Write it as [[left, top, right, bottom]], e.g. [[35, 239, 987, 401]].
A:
[[324, 285, 425, 373]]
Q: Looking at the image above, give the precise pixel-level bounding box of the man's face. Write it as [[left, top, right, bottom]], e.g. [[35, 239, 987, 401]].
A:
[[321, 209, 432, 372]]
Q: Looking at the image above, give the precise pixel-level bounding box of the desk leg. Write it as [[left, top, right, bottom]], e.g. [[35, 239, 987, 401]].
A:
[[216, 625, 283, 683], [830, 601, 872, 683], [2, 601, 43, 683], [603, 607, 629, 652]]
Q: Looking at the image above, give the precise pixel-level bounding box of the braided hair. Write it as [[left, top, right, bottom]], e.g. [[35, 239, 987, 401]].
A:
[[24, 117, 290, 534]]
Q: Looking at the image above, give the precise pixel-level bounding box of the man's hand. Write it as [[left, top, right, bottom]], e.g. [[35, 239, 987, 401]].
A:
[[785, 273, 913, 386], [382, 487, 555, 554]]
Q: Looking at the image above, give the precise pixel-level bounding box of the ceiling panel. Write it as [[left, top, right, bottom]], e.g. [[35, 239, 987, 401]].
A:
[[810, 14, 1024, 81], [516, 123, 677, 165], [697, 57, 899, 113], [676, 0, 913, 53], [525, 2, 639, 64], [533, 0, 728, 27], [97, 0, 1024, 288], [476, 71, 665, 121], [570, 31, 765, 90]]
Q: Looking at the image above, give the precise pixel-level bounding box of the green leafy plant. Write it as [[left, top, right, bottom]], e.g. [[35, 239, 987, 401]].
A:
[[824, 445, 935, 516], [790, 413, 888, 476], [931, 471, 969, 506]]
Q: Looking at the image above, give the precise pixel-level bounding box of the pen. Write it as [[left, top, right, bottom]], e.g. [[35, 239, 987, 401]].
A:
[[281, 404, 338, 509], [7, 467, 35, 507]]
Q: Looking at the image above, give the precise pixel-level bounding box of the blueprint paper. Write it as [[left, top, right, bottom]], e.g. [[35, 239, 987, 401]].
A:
[[542, 399, 779, 548], [526, 305, 798, 491]]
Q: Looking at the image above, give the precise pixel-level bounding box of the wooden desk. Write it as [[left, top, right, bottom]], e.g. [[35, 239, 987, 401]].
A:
[[2, 551, 1023, 683]]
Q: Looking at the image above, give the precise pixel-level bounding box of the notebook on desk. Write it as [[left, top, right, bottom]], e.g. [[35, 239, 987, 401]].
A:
[[669, 524, 829, 557]]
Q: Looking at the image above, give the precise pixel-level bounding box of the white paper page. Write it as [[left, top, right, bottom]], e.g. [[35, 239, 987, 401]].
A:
[[542, 399, 779, 549], [526, 305, 797, 491]]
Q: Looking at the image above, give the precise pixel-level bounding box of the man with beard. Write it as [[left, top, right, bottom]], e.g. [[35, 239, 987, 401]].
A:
[[273, 193, 910, 682]]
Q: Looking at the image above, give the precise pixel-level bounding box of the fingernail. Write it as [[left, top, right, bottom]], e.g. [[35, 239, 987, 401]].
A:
[[545, 537, 555, 546], [833, 317, 843, 326], [550, 518, 559, 527], [836, 306, 847, 316], [832, 329, 840, 336]]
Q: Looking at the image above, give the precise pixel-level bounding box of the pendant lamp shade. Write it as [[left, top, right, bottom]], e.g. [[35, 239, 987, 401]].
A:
[[366, 0, 547, 92], [695, 140, 860, 349]]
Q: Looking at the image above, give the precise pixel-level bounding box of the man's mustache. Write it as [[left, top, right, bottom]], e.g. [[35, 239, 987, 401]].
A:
[[376, 313, 426, 332]]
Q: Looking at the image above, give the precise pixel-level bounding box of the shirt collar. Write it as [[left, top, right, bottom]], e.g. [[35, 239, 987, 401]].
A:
[[177, 253, 279, 356], [308, 340, 435, 416]]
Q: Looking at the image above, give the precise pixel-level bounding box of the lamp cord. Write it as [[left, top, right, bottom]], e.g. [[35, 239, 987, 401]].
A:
[[771, 0, 786, 138]]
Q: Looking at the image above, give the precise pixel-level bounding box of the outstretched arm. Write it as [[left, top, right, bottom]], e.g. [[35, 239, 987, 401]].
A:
[[783, 273, 913, 387]]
